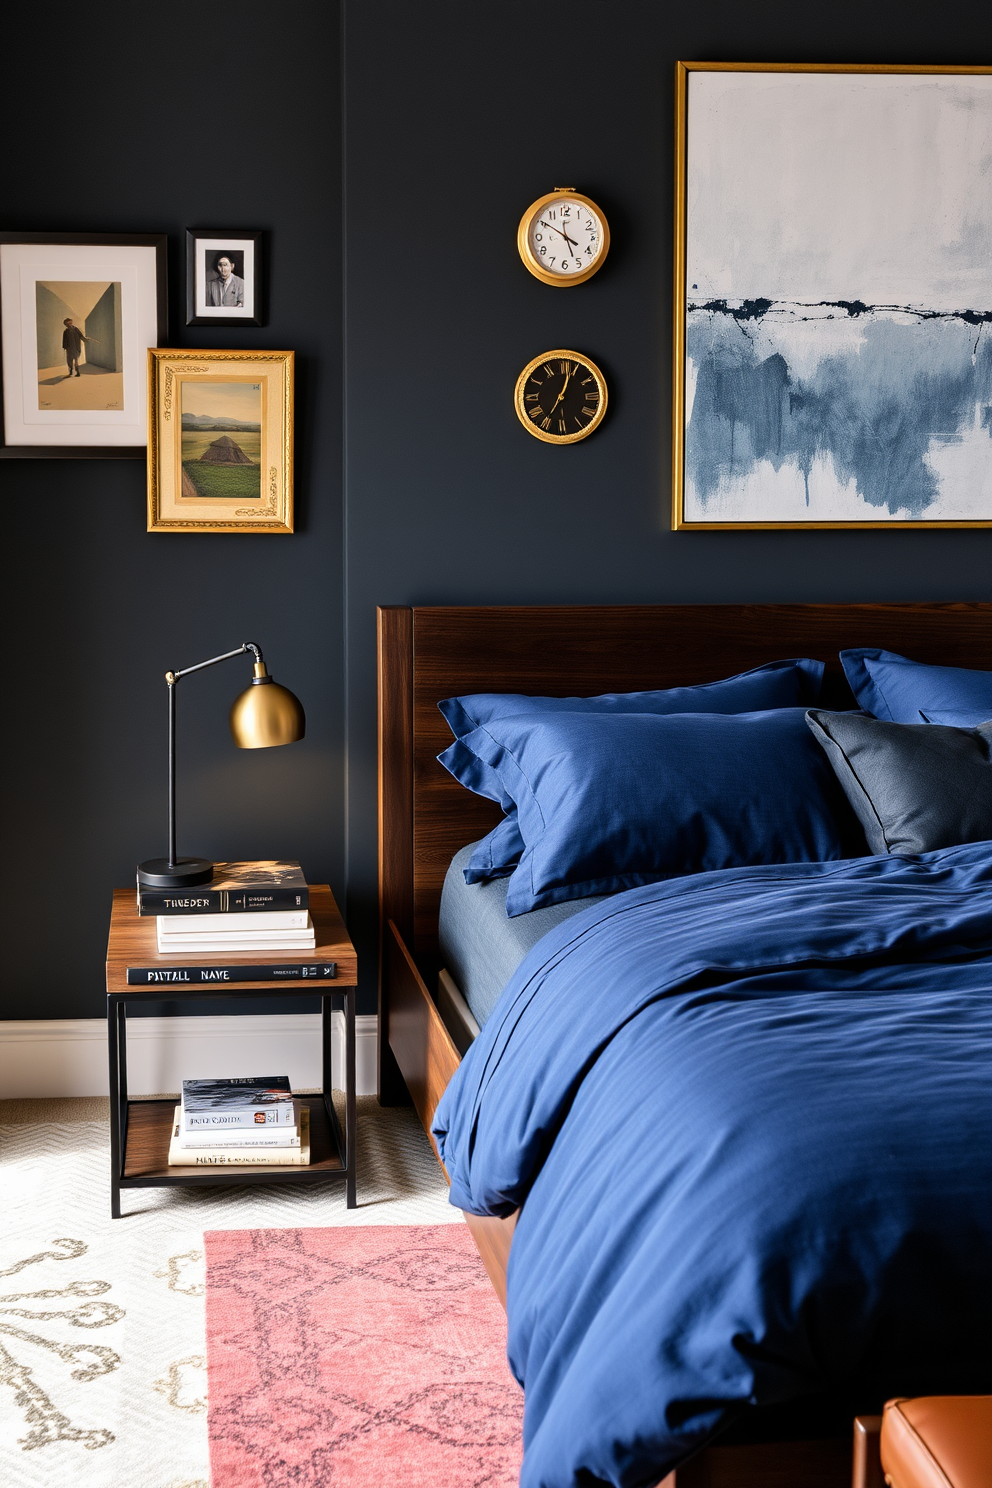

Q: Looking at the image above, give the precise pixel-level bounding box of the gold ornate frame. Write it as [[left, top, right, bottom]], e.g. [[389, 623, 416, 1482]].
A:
[[673, 62, 992, 531], [513, 349, 608, 445], [147, 348, 293, 533], [516, 189, 610, 287]]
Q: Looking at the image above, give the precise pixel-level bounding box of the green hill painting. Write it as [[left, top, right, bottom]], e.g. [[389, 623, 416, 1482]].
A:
[[180, 381, 261, 499]]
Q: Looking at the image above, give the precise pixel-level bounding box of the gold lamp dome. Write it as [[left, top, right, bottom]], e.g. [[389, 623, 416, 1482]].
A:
[[229, 662, 306, 749]]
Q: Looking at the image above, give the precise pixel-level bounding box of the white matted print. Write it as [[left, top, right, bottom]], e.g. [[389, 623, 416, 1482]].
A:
[[0, 239, 163, 450], [186, 231, 261, 325], [674, 66, 992, 528]]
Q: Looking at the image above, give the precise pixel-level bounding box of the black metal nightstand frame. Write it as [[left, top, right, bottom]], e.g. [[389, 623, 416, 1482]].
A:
[[107, 986, 356, 1218]]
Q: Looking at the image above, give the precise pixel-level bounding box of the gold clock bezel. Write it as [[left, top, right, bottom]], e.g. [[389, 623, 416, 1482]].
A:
[[514, 349, 608, 445], [516, 189, 610, 287]]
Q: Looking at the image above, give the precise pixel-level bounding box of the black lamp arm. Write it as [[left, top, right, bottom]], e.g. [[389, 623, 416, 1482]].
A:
[[166, 641, 263, 686], [164, 642, 263, 870]]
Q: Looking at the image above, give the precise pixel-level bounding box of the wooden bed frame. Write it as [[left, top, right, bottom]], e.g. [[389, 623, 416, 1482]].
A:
[[377, 601, 992, 1488]]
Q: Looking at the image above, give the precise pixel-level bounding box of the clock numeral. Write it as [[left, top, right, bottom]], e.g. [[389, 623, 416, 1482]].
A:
[[548, 208, 557, 219], [525, 392, 539, 402], [541, 416, 552, 430], [529, 406, 542, 420], [539, 246, 547, 256], [530, 376, 543, 386], [581, 406, 595, 418], [535, 232, 543, 242], [575, 415, 584, 429], [584, 391, 599, 401], [560, 360, 569, 374], [581, 377, 592, 385], [585, 246, 594, 255], [548, 257, 556, 266], [543, 364, 554, 378], [558, 417, 567, 434]]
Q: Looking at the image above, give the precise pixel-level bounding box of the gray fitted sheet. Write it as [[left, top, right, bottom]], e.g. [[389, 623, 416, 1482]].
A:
[[438, 841, 606, 1028]]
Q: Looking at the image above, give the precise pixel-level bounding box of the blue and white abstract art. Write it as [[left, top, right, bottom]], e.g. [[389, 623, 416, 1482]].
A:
[[680, 69, 992, 525]]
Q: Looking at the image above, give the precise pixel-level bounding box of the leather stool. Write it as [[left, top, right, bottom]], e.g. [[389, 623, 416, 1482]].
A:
[[880, 1396, 992, 1488]]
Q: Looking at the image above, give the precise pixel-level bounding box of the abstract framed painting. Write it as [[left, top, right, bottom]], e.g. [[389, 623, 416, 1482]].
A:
[[673, 63, 992, 529], [147, 349, 293, 533], [0, 232, 167, 459]]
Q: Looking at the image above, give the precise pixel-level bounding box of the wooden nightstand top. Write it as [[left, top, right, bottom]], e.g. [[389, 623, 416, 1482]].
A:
[[106, 883, 357, 995]]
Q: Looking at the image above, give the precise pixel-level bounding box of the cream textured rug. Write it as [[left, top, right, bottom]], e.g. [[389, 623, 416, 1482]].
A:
[[0, 1096, 459, 1488]]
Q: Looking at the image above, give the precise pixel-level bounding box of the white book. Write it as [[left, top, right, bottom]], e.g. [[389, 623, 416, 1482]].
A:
[[158, 909, 310, 934], [178, 1102, 301, 1147], [169, 1106, 311, 1166], [157, 927, 315, 952]]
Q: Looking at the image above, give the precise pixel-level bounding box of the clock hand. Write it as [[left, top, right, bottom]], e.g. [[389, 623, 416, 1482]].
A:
[[539, 219, 579, 252], [549, 366, 574, 414]]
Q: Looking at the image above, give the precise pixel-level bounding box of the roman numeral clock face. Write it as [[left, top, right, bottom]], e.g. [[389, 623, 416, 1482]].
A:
[[514, 351, 608, 444]]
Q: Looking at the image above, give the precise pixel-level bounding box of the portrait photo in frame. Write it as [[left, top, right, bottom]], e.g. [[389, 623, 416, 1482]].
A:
[[147, 349, 293, 533], [0, 232, 167, 458], [673, 63, 992, 529], [186, 229, 263, 326]]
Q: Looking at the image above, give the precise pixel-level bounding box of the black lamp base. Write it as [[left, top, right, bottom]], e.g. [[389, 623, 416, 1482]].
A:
[[136, 857, 214, 889]]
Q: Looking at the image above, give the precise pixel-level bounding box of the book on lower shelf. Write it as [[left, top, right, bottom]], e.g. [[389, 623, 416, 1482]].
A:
[[168, 1105, 311, 1166], [179, 1101, 302, 1147], [181, 1076, 295, 1130]]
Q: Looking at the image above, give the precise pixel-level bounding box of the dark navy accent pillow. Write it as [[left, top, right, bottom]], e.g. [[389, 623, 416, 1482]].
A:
[[840, 648, 992, 726], [438, 659, 826, 884], [807, 709, 992, 856], [439, 708, 866, 917]]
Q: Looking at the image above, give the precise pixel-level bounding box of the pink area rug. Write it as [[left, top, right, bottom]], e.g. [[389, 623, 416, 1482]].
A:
[[204, 1224, 524, 1487]]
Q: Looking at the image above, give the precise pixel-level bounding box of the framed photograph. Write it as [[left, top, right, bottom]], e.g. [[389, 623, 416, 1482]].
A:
[[186, 229, 262, 326], [0, 232, 167, 458], [147, 349, 293, 533], [673, 64, 992, 529]]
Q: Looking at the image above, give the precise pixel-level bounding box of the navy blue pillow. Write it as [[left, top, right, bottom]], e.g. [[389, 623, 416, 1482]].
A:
[[440, 708, 866, 916], [440, 659, 826, 882], [841, 648, 992, 726]]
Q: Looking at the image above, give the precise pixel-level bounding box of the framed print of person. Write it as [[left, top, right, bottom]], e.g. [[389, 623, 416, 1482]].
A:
[[0, 231, 167, 458], [186, 229, 263, 326]]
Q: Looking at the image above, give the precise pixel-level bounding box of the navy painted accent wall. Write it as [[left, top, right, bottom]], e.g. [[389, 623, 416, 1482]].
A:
[[342, 0, 992, 1008], [0, 1, 343, 1020], [4, 0, 992, 1022]]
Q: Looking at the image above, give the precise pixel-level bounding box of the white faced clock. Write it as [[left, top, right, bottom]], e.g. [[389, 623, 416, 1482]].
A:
[[517, 189, 610, 287]]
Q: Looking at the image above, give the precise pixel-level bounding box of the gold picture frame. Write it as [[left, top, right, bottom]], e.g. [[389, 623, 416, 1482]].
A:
[[673, 62, 992, 530], [147, 348, 293, 533]]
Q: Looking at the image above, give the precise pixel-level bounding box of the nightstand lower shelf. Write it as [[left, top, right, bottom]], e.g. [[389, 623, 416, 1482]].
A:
[[121, 1096, 345, 1183]]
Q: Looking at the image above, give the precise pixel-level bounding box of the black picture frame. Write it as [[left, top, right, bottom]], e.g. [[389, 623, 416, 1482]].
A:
[[0, 231, 168, 460], [186, 229, 263, 327]]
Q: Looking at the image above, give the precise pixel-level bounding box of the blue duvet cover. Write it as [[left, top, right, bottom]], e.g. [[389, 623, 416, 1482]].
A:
[[432, 843, 992, 1488]]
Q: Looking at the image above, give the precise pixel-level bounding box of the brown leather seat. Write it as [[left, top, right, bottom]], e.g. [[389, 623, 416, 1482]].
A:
[[880, 1396, 992, 1488]]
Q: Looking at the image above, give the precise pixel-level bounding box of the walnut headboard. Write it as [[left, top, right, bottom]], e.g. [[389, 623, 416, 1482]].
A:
[[378, 603, 992, 966]]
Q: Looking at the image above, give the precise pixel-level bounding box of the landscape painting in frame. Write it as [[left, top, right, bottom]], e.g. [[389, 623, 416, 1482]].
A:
[[674, 65, 992, 528], [147, 349, 293, 533]]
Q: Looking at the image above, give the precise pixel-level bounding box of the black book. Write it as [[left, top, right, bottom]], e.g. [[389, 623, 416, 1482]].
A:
[[126, 961, 337, 986], [137, 860, 308, 915]]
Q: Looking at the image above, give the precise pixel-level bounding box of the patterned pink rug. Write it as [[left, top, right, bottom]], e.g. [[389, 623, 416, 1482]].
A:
[[204, 1224, 524, 1487]]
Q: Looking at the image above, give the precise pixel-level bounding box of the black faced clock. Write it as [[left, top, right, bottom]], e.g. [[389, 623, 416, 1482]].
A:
[[514, 350, 608, 444]]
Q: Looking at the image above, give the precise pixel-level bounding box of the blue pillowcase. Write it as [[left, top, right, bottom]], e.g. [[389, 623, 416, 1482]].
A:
[[439, 708, 865, 916], [439, 659, 826, 883], [841, 648, 992, 726]]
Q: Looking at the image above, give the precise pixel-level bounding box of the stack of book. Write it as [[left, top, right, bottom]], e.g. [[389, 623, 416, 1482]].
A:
[[137, 860, 314, 954], [168, 1076, 310, 1166]]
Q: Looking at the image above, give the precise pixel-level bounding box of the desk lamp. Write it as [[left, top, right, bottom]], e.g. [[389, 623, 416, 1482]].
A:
[[137, 641, 305, 889]]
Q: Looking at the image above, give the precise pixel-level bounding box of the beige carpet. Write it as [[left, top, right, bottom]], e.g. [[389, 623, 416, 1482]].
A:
[[0, 1097, 460, 1488]]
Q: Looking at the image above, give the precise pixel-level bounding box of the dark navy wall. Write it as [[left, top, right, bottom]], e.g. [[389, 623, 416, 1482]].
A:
[[342, 0, 992, 1008], [4, 2, 992, 1023], [0, 0, 343, 1019]]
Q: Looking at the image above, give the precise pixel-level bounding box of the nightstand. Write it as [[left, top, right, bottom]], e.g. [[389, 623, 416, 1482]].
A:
[[105, 884, 358, 1218]]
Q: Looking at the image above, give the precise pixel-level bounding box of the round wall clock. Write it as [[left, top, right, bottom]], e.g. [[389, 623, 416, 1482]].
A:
[[514, 350, 608, 444], [517, 188, 610, 286]]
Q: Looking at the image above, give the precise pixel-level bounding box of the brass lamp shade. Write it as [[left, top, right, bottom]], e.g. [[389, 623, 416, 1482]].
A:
[[229, 663, 305, 749]]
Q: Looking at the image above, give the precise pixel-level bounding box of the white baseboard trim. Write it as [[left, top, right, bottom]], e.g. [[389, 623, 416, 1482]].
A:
[[0, 1013, 378, 1100]]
